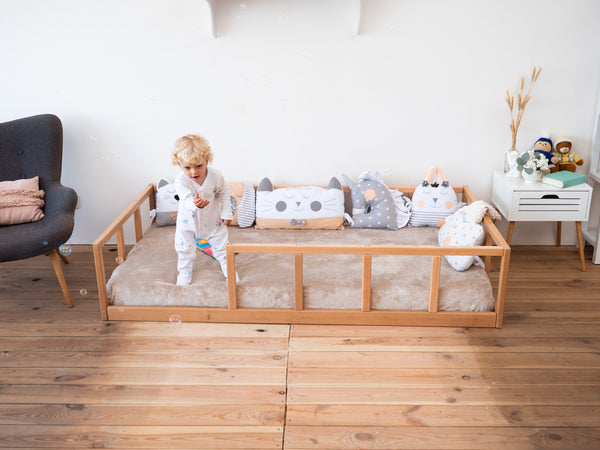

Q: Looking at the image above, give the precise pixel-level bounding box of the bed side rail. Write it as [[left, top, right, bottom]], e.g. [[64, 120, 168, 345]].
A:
[[92, 184, 156, 320]]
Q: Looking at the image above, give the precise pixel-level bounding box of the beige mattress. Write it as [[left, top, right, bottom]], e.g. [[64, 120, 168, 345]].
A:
[[107, 226, 494, 311]]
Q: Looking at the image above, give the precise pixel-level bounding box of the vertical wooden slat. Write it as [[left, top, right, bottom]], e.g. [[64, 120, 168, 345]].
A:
[[133, 209, 143, 243], [556, 221, 562, 246], [227, 251, 237, 309], [484, 233, 493, 276], [428, 256, 441, 312], [116, 226, 126, 263], [362, 254, 372, 312], [294, 254, 304, 311]]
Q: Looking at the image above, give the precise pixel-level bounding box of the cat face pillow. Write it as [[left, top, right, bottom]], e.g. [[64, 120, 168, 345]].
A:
[[153, 178, 179, 226], [255, 177, 345, 230]]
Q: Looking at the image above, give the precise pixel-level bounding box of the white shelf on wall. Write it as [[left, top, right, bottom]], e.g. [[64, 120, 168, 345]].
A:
[[204, 0, 363, 38]]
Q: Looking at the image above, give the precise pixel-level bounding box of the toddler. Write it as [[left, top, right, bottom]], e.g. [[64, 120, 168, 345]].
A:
[[171, 134, 233, 285]]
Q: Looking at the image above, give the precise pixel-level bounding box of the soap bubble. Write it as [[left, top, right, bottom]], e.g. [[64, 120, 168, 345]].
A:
[[59, 245, 72, 256], [42, 241, 48, 246], [80, 289, 87, 296], [169, 314, 182, 325], [115, 256, 124, 264]]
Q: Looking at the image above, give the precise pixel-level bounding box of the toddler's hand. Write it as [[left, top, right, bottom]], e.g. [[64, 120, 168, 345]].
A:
[[193, 193, 210, 209], [222, 219, 231, 225]]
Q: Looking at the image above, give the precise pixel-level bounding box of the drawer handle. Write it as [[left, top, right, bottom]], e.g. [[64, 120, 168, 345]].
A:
[[542, 194, 559, 199]]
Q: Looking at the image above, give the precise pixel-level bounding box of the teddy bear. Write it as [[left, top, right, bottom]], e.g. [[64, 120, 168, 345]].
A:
[[554, 136, 583, 172]]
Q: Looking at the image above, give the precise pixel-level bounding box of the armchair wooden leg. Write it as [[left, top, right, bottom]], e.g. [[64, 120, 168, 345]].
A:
[[48, 249, 73, 307], [58, 253, 70, 264]]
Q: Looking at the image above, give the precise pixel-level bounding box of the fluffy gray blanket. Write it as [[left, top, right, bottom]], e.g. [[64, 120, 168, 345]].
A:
[[107, 225, 494, 311]]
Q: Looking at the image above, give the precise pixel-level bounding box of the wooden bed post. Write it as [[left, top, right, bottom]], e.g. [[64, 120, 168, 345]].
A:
[[495, 248, 511, 328], [116, 227, 126, 265], [92, 244, 109, 321], [428, 256, 441, 312], [294, 254, 304, 310], [226, 250, 237, 309], [362, 254, 372, 312]]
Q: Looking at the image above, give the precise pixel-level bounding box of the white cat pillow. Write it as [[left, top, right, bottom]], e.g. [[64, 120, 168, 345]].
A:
[[152, 178, 179, 227], [255, 177, 345, 230]]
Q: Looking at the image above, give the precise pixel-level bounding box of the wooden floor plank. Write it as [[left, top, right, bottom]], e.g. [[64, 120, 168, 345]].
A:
[[0, 367, 287, 386], [1, 385, 287, 405], [288, 351, 600, 369], [0, 425, 283, 449], [0, 350, 288, 369], [0, 404, 285, 426], [289, 336, 599, 352], [287, 367, 600, 387], [286, 405, 600, 427], [283, 426, 600, 449], [287, 386, 600, 405]]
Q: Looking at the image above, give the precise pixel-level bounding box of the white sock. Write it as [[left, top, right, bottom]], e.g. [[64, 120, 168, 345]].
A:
[[176, 271, 192, 286]]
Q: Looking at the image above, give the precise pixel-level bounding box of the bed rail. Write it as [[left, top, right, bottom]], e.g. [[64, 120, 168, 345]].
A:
[[93, 184, 510, 327]]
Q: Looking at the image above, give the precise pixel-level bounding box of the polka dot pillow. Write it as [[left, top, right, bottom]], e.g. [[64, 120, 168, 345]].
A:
[[437, 206, 486, 271]]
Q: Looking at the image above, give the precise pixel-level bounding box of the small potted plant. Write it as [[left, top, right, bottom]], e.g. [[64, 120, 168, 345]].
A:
[[516, 150, 550, 183]]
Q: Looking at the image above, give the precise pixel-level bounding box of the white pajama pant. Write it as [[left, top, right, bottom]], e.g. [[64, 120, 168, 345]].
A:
[[175, 223, 229, 278]]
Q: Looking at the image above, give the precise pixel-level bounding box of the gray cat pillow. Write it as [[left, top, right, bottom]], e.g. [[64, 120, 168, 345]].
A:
[[255, 177, 345, 230], [342, 174, 398, 230]]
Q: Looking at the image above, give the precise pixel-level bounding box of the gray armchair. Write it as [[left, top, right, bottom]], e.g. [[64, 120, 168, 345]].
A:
[[0, 114, 78, 307]]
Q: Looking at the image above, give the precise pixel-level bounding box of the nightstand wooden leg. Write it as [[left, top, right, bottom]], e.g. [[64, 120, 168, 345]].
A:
[[576, 221, 586, 272], [506, 221, 515, 245], [556, 222, 562, 246]]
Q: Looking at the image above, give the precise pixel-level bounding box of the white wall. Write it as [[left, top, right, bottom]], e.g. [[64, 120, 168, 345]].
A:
[[1, 0, 599, 245]]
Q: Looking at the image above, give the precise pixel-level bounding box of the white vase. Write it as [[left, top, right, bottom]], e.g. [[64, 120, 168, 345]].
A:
[[521, 170, 542, 183], [505, 149, 521, 178]]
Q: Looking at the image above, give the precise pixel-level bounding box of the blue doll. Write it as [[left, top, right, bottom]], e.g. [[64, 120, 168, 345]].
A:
[[533, 136, 558, 173]]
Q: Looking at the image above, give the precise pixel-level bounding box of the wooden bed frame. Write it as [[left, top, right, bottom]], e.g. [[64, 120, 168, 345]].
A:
[[93, 184, 510, 328]]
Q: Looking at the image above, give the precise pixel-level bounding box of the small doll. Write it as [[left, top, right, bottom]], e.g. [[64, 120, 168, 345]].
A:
[[554, 136, 583, 172], [533, 136, 558, 173]]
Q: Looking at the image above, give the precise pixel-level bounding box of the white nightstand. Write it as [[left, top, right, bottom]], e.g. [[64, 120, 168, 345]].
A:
[[491, 170, 593, 271]]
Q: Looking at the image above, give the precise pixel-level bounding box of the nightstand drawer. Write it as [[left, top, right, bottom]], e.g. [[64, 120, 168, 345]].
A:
[[511, 190, 590, 220], [516, 191, 588, 212]]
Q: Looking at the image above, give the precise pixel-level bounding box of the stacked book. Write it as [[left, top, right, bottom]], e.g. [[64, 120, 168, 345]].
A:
[[541, 171, 587, 188]]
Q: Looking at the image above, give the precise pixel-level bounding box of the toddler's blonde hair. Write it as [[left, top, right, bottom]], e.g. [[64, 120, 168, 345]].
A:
[[171, 134, 214, 166]]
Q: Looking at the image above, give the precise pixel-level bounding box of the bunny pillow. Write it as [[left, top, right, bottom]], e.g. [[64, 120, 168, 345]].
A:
[[409, 167, 458, 227]]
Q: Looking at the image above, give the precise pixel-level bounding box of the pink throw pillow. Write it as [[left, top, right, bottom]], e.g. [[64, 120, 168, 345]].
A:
[[0, 176, 45, 225]]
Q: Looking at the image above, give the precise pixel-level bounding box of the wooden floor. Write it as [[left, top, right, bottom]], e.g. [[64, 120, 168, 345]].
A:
[[1, 245, 599, 449]]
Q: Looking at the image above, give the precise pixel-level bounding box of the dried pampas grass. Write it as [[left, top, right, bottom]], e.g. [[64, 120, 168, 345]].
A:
[[506, 67, 542, 151]]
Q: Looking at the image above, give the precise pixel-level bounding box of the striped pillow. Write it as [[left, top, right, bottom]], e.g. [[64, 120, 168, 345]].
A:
[[228, 182, 255, 228]]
